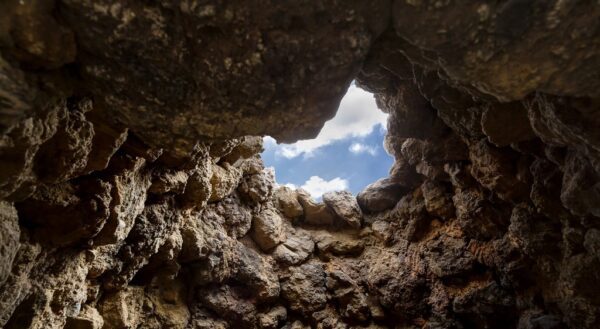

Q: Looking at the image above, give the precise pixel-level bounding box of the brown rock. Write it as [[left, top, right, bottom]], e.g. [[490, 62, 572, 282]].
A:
[[259, 306, 287, 329], [92, 156, 151, 246], [297, 189, 337, 226], [481, 102, 535, 147], [251, 207, 286, 251], [99, 287, 145, 329], [0, 202, 19, 286], [272, 230, 315, 265], [65, 306, 104, 329], [238, 168, 275, 204], [274, 186, 304, 219], [357, 178, 408, 213], [209, 163, 242, 202], [315, 233, 365, 259], [199, 285, 257, 327], [469, 140, 529, 202], [322, 190, 363, 229], [281, 263, 328, 316], [421, 180, 455, 220]]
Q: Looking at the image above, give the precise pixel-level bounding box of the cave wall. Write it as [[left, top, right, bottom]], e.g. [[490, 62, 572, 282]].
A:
[[1, 1, 599, 328]]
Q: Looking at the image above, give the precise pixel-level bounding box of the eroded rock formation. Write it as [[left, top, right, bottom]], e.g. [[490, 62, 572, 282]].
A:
[[1, 1, 599, 328]]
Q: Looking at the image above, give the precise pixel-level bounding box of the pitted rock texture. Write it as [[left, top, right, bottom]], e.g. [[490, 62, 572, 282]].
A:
[[1, 1, 600, 328]]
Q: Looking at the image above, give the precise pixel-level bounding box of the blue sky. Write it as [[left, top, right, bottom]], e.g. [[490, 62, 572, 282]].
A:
[[262, 84, 394, 199]]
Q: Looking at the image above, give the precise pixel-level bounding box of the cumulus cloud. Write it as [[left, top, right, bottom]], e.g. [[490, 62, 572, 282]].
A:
[[348, 142, 378, 156], [298, 176, 348, 199], [275, 84, 387, 158]]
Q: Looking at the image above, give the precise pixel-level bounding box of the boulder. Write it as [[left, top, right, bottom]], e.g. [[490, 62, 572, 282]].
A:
[[322, 190, 362, 228], [297, 189, 336, 226], [251, 207, 286, 251], [274, 186, 304, 219], [273, 230, 315, 265], [357, 178, 408, 213]]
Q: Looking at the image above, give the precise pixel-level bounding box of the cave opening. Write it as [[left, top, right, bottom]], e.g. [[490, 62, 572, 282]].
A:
[[1, 1, 599, 328], [262, 83, 393, 200]]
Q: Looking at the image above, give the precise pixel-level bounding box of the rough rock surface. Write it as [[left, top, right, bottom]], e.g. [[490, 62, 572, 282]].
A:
[[0, 1, 599, 328]]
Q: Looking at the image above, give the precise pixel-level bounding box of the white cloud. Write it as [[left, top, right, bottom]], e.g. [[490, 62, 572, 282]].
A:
[[299, 176, 348, 199], [283, 183, 297, 190], [349, 142, 378, 156], [276, 84, 387, 158]]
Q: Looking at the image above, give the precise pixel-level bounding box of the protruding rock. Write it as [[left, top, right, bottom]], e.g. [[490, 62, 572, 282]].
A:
[[322, 190, 363, 229], [233, 244, 280, 301], [315, 233, 365, 259], [148, 170, 189, 195], [560, 151, 600, 217], [297, 189, 337, 226], [222, 136, 264, 165], [0, 202, 19, 286], [421, 180, 455, 220], [274, 186, 304, 218], [389, 157, 422, 188], [238, 168, 275, 204], [281, 263, 328, 316], [65, 306, 104, 329], [92, 156, 150, 246], [258, 306, 287, 329], [199, 286, 257, 327], [209, 163, 242, 202], [357, 178, 408, 213], [273, 230, 315, 265], [468, 140, 529, 202], [98, 287, 145, 329], [17, 178, 112, 247], [181, 163, 213, 209], [33, 98, 95, 183], [251, 207, 286, 251], [203, 195, 253, 239]]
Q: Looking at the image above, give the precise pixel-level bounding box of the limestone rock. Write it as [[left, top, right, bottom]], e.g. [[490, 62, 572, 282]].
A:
[[222, 136, 264, 165], [17, 179, 112, 247], [148, 170, 189, 195], [181, 164, 213, 209], [203, 194, 253, 239], [57, 0, 389, 156], [468, 140, 530, 202]]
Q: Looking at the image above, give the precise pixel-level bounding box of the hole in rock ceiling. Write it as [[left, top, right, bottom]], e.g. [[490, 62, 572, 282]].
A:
[[262, 83, 393, 200]]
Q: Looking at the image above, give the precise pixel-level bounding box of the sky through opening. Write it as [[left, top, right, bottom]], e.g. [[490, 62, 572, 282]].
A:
[[262, 84, 394, 199]]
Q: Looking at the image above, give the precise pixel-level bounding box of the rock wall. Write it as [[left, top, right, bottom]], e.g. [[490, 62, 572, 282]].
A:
[[1, 1, 599, 328]]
